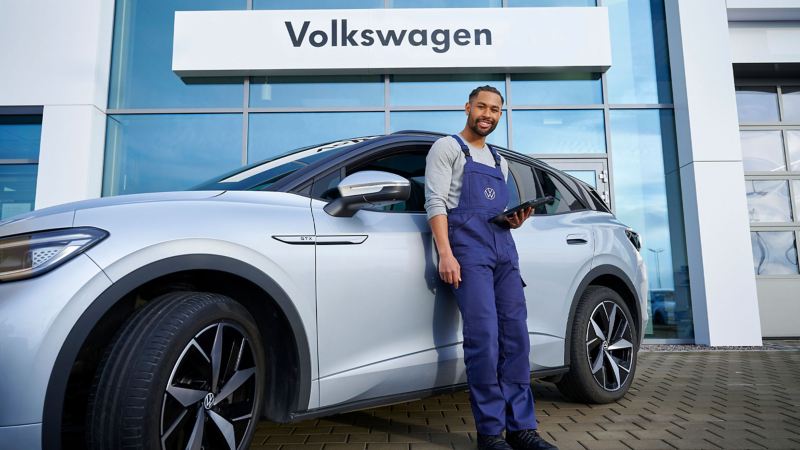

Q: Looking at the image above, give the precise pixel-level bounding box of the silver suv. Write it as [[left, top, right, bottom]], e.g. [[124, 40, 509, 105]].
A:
[[0, 131, 647, 450]]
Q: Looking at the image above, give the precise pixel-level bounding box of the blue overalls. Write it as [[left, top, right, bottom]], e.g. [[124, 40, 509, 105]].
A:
[[448, 134, 537, 435]]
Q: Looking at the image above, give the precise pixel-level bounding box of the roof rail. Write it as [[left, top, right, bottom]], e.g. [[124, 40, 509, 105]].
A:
[[390, 130, 448, 137]]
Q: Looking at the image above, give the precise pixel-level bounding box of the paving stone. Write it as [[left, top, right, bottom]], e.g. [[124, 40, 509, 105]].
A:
[[306, 434, 350, 443], [578, 440, 629, 450], [387, 433, 430, 443], [623, 439, 675, 449], [662, 439, 722, 450], [265, 434, 309, 444], [349, 433, 390, 443], [368, 444, 410, 450], [281, 445, 324, 450], [325, 444, 366, 450]]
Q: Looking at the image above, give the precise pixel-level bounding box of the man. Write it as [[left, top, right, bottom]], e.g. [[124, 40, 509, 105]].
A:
[[424, 86, 557, 450]]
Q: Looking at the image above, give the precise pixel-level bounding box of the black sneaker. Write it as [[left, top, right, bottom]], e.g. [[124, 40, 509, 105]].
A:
[[477, 433, 514, 450], [506, 429, 558, 450]]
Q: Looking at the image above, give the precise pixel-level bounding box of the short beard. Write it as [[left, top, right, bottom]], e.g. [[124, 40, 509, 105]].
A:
[[470, 118, 497, 137]]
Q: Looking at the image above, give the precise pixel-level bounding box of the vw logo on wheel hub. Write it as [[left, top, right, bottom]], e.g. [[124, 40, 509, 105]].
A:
[[484, 187, 496, 200], [203, 392, 215, 410]]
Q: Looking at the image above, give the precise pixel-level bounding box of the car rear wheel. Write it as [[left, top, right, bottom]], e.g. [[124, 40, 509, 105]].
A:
[[87, 291, 265, 450], [556, 286, 638, 403]]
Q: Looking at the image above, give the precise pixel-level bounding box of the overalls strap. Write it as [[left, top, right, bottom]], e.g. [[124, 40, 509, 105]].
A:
[[451, 134, 501, 167], [450, 134, 472, 158]]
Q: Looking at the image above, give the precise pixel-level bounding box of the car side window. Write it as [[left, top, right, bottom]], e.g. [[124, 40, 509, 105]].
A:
[[533, 168, 587, 215], [311, 169, 343, 201], [352, 149, 428, 213], [505, 168, 521, 208], [507, 160, 540, 201]]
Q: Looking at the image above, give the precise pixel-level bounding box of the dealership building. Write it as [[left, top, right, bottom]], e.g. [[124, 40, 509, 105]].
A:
[[1, 0, 799, 345]]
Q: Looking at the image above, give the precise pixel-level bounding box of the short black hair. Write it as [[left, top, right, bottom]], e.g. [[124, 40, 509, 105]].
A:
[[468, 85, 504, 105]]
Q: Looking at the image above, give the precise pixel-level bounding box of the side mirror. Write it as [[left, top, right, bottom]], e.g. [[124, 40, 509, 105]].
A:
[[324, 171, 411, 217]]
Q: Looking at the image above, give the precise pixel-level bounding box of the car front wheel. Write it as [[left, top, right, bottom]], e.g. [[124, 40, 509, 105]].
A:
[[87, 291, 265, 450], [556, 286, 638, 403]]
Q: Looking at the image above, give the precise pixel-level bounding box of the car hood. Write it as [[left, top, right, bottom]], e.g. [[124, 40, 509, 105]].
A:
[[0, 191, 224, 236]]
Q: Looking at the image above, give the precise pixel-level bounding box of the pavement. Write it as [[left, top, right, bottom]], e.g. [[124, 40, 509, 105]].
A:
[[253, 342, 800, 450]]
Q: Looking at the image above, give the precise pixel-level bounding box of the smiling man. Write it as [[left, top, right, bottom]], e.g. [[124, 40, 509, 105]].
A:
[[424, 86, 557, 450]]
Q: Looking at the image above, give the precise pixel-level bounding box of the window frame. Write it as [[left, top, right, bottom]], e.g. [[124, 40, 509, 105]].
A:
[[736, 81, 800, 277]]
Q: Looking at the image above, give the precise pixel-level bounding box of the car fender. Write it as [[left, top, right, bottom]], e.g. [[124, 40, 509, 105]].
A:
[[562, 265, 643, 368], [42, 248, 313, 450]]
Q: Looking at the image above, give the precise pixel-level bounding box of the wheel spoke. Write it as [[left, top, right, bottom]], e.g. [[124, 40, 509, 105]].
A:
[[215, 368, 255, 404], [167, 386, 208, 408], [211, 324, 223, 393], [590, 318, 606, 342], [586, 337, 599, 346], [608, 338, 632, 351], [605, 350, 622, 388], [606, 304, 618, 340], [591, 348, 605, 374], [161, 408, 188, 443], [185, 406, 205, 450], [208, 410, 237, 450]]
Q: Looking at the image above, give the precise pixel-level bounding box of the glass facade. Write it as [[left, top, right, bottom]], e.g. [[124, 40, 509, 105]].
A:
[[0, 115, 41, 220], [105, 0, 688, 339], [736, 84, 800, 277]]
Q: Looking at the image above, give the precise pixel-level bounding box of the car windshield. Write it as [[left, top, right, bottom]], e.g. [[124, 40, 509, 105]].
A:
[[193, 136, 377, 189]]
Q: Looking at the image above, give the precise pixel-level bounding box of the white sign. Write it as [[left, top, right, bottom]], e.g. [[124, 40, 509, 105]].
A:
[[173, 8, 611, 76]]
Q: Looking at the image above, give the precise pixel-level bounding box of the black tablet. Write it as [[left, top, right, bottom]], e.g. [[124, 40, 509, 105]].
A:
[[489, 195, 555, 224]]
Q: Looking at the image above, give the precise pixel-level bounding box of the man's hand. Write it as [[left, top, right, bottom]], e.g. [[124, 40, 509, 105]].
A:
[[506, 206, 533, 229], [439, 253, 462, 289]]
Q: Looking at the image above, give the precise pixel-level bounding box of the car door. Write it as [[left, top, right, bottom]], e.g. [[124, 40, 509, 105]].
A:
[[311, 145, 465, 408], [507, 160, 596, 369]]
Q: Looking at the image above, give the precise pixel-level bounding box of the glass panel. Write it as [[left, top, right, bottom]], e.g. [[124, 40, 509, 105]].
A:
[[390, 75, 505, 107], [780, 86, 800, 122], [108, 0, 244, 109], [0, 165, 37, 221], [512, 110, 605, 154], [745, 180, 792, 223], [564, 170, 596, 188], [250, 76, 384, 107], [254, 0, 383, 8], [511, 73, 602, 105], [788, 130, 800, 172], [389, 0, 501, 7], [390, 111, 508, 147], [739, 130, 786, 172], [248, 112, 384, 163], [611, 109, 693, 339], [103, 114, 243, 196], [735, 87, 780, 123], [751, 231, 799, 275], [605, 0, 672, 104], [0, 116, 42, 160], [508, 0, 595, 5], [534, 169, 584, 213], [794, 180, 800, 221]]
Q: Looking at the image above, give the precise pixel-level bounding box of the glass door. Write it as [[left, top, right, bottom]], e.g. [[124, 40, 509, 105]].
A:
[[541, 159, 610, 208]]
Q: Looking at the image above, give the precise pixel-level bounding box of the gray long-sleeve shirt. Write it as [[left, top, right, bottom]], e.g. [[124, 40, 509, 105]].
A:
[[424, 134, 509, 220]]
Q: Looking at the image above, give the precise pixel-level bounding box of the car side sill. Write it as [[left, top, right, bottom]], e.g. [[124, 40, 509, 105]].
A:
[[286, 366, 570, 422]]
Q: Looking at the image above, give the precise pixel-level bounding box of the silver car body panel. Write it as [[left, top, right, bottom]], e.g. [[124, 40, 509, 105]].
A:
[[0, 255, 112, 426], [76, 191, 320, 410]]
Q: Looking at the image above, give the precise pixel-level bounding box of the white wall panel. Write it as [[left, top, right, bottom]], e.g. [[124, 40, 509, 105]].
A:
[[666, 0, 763, 345], [35, 106, 107, 209], [729, 22, 800, 64]]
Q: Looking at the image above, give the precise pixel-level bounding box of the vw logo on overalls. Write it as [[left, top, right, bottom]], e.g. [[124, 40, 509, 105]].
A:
[[484, 187, 496, 200]]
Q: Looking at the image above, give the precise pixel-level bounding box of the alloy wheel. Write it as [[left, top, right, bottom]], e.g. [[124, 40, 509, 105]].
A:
[[160, 322, 258, 450], [585, 300, 634, 391]]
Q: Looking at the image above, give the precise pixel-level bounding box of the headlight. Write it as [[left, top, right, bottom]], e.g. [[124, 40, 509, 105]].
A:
[[625, 228, 641, 252], [0, 227, 108, 282]]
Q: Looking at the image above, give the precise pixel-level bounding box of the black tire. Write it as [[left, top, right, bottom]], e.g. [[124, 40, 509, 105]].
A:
[[557, 286, 638, 403], [87, 292, 265, 450]]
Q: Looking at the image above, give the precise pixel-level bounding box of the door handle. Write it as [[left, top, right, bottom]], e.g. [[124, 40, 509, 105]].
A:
[[566, 233, 588, 245]]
